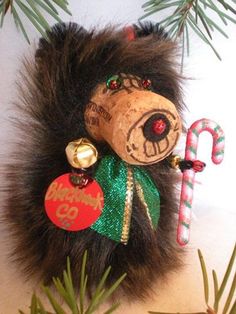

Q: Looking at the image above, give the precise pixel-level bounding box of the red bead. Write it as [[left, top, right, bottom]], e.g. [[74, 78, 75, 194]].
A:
[[142, 79, 152, 89], [152, 119, 167, 135], [109, 80, 120, 90], [193, 160, 206, 172]]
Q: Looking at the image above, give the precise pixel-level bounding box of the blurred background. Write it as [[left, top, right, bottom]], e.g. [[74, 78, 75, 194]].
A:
[[0, 1, 235, 313]]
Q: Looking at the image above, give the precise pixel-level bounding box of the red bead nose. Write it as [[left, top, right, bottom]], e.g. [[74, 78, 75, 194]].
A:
[[152, 119, 167, 135]]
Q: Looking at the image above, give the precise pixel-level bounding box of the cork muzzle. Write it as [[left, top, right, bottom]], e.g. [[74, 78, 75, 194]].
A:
[[84, 75, 182, 165]]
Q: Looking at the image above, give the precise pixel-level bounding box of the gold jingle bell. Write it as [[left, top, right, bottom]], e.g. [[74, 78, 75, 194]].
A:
[[168, 154, 181, 169], [65, 138, 98, 169]]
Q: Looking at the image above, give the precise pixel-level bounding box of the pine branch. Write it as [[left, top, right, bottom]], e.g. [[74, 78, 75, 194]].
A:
[[148, 243, 236, 314], [140, 0, 236, 60], [0, 0, 71, 43], [19, 252, 126, 314]]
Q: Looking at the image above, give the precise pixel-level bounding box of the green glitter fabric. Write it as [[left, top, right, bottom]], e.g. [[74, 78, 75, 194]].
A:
[[91, 156, 128, 242], [133, 166, 160, 228], [91, 155, 160, 243]]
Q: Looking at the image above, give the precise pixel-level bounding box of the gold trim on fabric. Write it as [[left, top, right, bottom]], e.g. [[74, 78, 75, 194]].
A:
[[135, 182, 153, 228], [121, 166, 134, 244]]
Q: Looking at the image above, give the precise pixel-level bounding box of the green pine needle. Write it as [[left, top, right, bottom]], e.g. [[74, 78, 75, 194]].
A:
[[198, 249, 209, 306], [79, 250, 88, 314], [19, 251, 126, 314], [12, 4, 30, 43], [52, 277, 72, 309], [0, 0, 71, 42], [215, 243, 236, 309], [149, 243, 236, 314], [42, 286, 67, 314], [37, 298, 50, 314], [212, 270, 219, 312], [30, 294, 38, 314], [140, 0, 236, 60], [222, 271, 236, 314], [229, 299, 236, 314]]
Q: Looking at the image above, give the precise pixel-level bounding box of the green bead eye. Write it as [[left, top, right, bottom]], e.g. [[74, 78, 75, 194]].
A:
[[106, 75, 123, 90]]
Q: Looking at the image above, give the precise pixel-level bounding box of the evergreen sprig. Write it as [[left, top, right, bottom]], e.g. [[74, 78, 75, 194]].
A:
[[149, 243, 236, 314], [140, 0, 236, 60], [19, 251, 127, 314], [0, 0, 71, 43], [19, 245, 236, 314]]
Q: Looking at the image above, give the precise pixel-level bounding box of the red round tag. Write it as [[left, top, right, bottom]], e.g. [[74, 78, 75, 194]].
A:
[[44, 173, 104, 231]]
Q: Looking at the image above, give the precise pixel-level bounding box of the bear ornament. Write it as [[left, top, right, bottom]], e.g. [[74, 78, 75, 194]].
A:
[[4, 21, 193, 299]]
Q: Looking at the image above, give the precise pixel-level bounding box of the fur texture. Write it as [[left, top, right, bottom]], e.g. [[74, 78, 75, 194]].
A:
[[4, 22, 184, 299]]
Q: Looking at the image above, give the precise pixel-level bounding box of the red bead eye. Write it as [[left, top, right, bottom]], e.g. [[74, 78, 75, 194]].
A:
[[141, 79, 152, 90], [143, 113, 170, 142], [152, 119, 167, 135]]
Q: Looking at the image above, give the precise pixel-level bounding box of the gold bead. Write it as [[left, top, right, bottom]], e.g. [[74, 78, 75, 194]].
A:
[[65, 138, 98, 169], [168, 154, 181, 169]]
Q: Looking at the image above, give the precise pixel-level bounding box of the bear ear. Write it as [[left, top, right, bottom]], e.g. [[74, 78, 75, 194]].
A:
[[48, 22, 88, 42], [33, 22, 89, 95], [124, 21, 168, 41], [35, 22, 88, 61]]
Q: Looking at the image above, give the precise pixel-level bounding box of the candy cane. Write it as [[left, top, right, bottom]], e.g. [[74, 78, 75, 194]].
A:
[[177, 118, 225, 246]]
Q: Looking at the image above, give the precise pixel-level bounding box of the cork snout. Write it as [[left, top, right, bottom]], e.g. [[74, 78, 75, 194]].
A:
[[85, 84, 182, 165]]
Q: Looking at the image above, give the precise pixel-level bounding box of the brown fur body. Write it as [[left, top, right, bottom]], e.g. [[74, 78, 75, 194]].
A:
[[4, 22, 184, 299]]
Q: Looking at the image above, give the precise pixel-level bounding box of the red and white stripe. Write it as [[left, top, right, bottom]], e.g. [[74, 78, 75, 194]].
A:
[[177, 118, 225, 246]]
